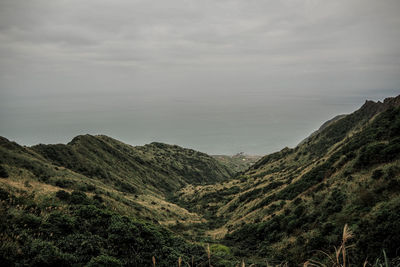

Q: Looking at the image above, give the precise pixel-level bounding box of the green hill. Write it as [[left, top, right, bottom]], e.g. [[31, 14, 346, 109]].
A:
[[31, 135, 233, 194], [0, 136, 234, 266], [0, 134, 234, 226], [176, 95, 400, 265]]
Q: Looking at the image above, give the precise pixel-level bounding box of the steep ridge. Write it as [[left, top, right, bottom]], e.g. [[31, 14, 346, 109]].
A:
[[298, 114, 346, 146], [176, 95, 400, 264]]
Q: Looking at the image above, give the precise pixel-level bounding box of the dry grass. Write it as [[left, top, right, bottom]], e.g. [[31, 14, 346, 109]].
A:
[[304, 224, 353, 267], [206, 226, 228, 239]]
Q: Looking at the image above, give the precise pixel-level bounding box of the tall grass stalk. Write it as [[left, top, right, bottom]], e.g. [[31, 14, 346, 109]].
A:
[[207, 243, 211, 267], [304, 224, 354, 267]]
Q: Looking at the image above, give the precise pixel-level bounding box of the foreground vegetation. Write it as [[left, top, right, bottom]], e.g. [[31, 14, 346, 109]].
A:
[[0, 187, 209, 267]]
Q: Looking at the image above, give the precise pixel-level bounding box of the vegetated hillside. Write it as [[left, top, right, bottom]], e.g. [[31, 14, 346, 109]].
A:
[[0, 187, 207, 267], [0, 135, 235, 266], [2, 136, 206, 226], [298, 114, 347, 146], [212, 153, 261, 173], [176, 95, 400, 265], [1, 95, 400, 266], [0, 135, 234, 224], [31, 135, 233, 194]]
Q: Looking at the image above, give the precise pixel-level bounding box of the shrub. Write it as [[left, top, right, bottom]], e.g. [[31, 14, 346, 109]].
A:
[[0, 187, 9, 200], [356, 141, 400, 169], [0, 238, 19, 266], [0, 165, 9, 178], [25, 239, 75, 266], [58, 234, 103, 263], [69, 191, 89, 205], [372, 169, 384, 179], [43, 212, 75, 236], [54, 179, 75, 188], [92, 194, 103, 203], [56, 190, 70, 201], [20, 213, 42, 228]]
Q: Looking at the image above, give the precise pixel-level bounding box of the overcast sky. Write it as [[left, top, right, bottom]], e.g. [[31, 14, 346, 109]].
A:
[[0, 0, 399, 155]]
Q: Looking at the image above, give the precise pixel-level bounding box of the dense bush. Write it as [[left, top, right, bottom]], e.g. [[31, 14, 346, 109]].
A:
[[355, 141, 400, 168], [56, 190, 70, 201], [355, 198, 400, 263], [0, 191, 207, 267], [69, 191, 90, 205], [372, 169, 384, 179], [54, 179, 75, 189]]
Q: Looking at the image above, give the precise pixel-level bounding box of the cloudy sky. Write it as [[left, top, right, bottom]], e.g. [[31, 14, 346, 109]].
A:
[[0, 0, 399, 154]]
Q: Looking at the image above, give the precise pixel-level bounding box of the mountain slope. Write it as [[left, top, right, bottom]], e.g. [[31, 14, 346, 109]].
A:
[[176, 95, 400, 264], [0, 136, 235, 266], [31, 135, 233, 195], [0, 135, 234, 229]]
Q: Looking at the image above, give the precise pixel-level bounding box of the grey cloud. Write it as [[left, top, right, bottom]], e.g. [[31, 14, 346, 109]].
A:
[[0, 0, 399, 154]]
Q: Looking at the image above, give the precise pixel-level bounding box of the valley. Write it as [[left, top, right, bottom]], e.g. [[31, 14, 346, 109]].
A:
[[1, 95, 400, 266]]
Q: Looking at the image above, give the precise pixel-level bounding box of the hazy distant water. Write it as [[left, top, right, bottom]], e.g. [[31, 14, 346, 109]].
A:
[[1, 89, 396, 155]]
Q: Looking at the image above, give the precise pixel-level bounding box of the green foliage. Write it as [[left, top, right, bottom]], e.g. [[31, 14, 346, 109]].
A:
[[114, 180, 137, 194], [276, 159, 334, 201], [372, 169, 384, 179], [54, 178, 75, 189], [355, 198, 400, 262], [69, 191, 90, 205], [355, 140, 400, 169], [56, 190, 70, 201], [87, 255, 122, 267], [0, 191, 206, 267], [250, 147, 293, 171], [224, 106, 400, 264], [0, 187, 9, 200], [210, 244, 231, 255], [25, 239, 75, 266], [240, 181, 283, 205], [0, 165, 8, 178], [305, 100, 386, 158], [28, 135, 233, 194]]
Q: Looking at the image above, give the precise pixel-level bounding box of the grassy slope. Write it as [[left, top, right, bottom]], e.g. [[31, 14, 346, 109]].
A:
[[0, 136, 234, 227], [176, 96, 400, 264], [0, 136, 236, 266], [31, 135, 233, 194]]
